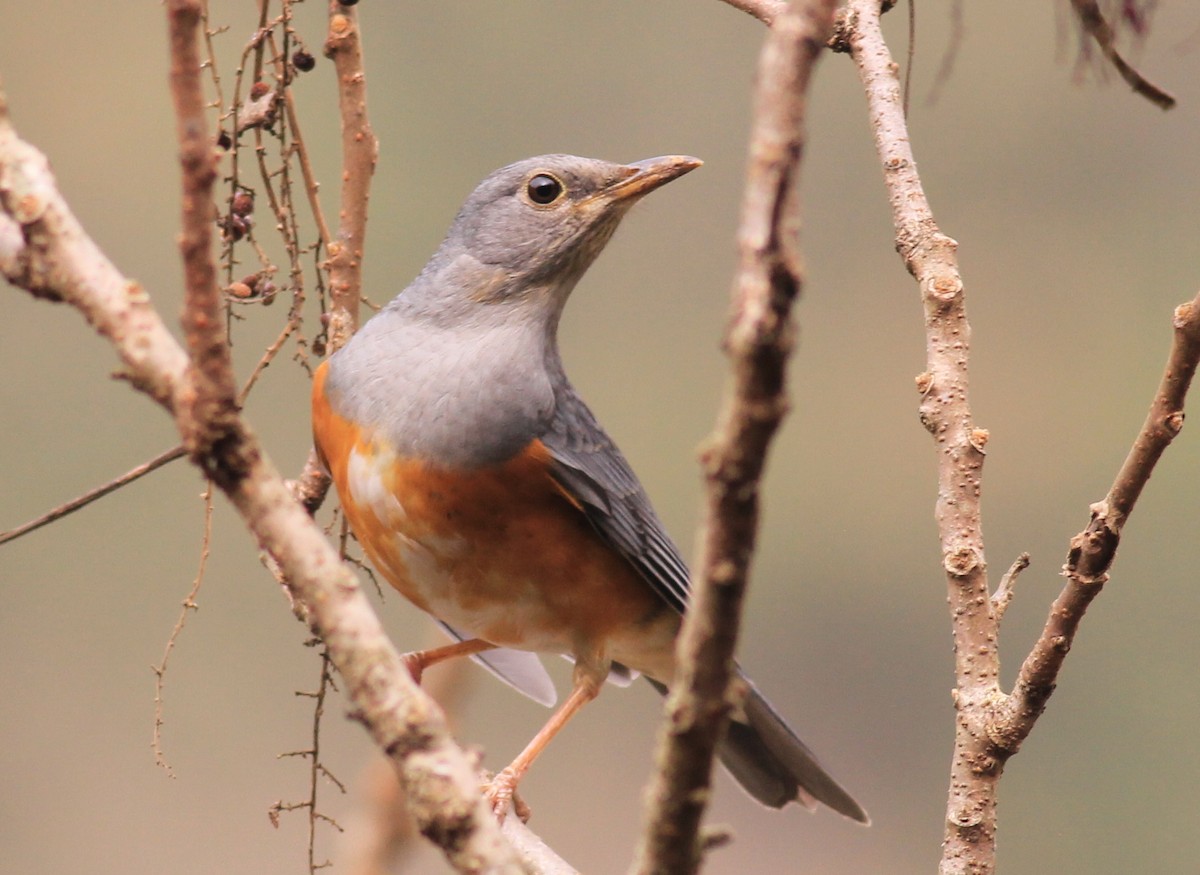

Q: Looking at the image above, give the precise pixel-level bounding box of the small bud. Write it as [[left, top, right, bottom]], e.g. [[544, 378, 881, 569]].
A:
[[312, 337, 327, 357], [216, 130, 233, 150], [249, 81, 271, 100], [259, 280, 277, 306], [226, 282, 254, 299], [292, 50, 316, 72]]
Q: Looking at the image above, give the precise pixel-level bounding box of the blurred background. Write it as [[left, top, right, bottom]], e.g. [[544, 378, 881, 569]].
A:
[[2, 2, 1198, 873]]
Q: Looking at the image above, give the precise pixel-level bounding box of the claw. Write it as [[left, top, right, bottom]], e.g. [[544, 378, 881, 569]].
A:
[[399, 651, 425, 684]]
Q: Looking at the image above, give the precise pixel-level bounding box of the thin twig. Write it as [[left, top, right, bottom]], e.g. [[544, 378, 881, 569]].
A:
[[994, 290, 1200, 749], [630, 3, 837, 874], [0, 445, 186, 546], [302, 648, 345, 874], [925, 0, 964, 107], [152, 485, 214, 777], [1069, 0, 1176, 109], [990, 552, 1030, 623], [281, 84, 333, 252]]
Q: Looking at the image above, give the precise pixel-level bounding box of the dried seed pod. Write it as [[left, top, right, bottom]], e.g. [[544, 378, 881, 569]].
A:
[[292, 50, 316, 72], [231, 190, 254, 217]]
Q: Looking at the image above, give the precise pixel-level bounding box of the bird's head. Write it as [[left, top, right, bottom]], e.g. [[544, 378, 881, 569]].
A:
[[400, 153, 701, 321]]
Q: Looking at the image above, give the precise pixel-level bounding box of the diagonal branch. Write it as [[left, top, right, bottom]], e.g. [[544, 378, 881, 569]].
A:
[[0, 445, 186, 546], [630, 3, 837, 874], [717, 0, 788, 26], [1, 21, 528, 875], [996, 289, 1200, 747], [1069, 0, 1176, 110]]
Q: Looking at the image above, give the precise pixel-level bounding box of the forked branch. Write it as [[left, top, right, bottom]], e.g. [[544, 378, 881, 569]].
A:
[[838, 2, 1197, 873]]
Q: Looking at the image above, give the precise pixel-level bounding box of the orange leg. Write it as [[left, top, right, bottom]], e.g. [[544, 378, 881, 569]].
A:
[[484, 670, 602, 822], [401, 638, 495, 684]]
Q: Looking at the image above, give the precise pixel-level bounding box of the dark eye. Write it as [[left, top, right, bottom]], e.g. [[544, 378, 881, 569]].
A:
[[527, 173, 564, 205]]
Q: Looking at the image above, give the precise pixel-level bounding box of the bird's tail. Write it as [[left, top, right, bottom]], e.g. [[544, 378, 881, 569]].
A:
[[648, 673, 869, 824]]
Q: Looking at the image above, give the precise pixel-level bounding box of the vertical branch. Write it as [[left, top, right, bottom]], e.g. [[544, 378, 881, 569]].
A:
[[288, 0, 381, 516], [631, 3, 837, 874], [167, 0, 239, 473], [323, 1, 377, 351], [838, 1, 997, 872]]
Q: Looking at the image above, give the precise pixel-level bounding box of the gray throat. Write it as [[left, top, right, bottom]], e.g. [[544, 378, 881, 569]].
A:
[[324, 295, 561, 469]]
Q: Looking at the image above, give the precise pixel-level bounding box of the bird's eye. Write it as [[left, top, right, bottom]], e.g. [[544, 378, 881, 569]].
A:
[[527, 173, 564, 205]]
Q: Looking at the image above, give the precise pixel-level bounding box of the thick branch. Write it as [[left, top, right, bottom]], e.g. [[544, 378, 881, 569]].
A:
[[840, 2, 996, 872], [630, 3, 836, 874]]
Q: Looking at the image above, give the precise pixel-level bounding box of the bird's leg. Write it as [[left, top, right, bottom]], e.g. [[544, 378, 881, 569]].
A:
[[483, 664, 604, 822], [400, 638, 495, 684]]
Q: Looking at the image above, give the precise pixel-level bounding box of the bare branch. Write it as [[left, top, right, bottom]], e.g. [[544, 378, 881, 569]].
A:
[[0, 444, 185, 546], [996, 289, 1200, 747], [1069, 0, 1176, 110], [168, 0, 241, 481], [990, 552, 1030, 623], [839, 1, 997, 870], [152, 485, 214, 777], [322, 2, 377, 352], [841, 3, 1198, 871], [717, 0, 788, 26], [631, 3, 837, 874]]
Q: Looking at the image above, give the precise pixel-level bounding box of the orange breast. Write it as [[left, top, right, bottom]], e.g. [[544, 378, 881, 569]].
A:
[[312, 361, 670, 663]]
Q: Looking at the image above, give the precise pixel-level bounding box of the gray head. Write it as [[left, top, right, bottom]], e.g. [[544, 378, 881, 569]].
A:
[[394, 153, 702, 327]]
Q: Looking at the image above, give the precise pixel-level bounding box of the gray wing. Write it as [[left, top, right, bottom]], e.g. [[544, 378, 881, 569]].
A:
[[540, 384, 691, 615]]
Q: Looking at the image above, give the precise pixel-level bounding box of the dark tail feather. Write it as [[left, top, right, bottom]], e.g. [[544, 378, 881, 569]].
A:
[[647, 676, 869, 824]]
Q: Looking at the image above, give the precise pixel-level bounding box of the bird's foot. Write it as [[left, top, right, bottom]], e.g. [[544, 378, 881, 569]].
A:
[[399, 650, 425, 684], [482, 767, 531, 823]]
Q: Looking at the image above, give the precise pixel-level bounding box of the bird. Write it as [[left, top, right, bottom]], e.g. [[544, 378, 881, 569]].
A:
[[311, 153, 867, 824]]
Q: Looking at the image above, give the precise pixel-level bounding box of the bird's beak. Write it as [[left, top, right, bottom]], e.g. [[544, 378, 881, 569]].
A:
[[600, 155, 703, 204]]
